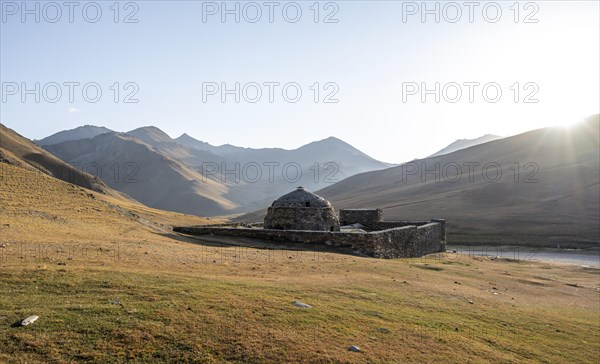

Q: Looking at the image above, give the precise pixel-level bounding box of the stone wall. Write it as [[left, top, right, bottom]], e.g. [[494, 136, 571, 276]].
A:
[[339, 209, 383, 228], [371, 225, 418, 258], [415, 222, 446, 256], [173, 219, 445, 259], [366, 223, 444, 258], [264, 206, 340, 231], [430, 218, 447, 242]]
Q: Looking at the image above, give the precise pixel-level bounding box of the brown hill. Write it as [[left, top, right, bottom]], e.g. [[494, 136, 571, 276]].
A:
[[318, 116, 600, 247], [0, 123, 111, 195], [1, 124, 217, 228], [0, 155, 216, 248], [2, 155, 599, 364]]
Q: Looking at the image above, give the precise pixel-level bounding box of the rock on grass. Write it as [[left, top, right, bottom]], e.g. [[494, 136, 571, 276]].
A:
[[21, 316, 39, 326], [292, 301, 312, 309]]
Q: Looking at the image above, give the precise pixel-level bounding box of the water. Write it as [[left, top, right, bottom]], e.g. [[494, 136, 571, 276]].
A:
[[445, 245, 600, 267]]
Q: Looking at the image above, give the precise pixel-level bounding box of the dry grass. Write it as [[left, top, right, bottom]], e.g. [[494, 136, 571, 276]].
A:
[[1, 163, 599, 363]]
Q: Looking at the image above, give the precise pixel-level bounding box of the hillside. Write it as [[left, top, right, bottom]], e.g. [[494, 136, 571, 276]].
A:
[[317, 116, 600, 247], [1, 157, 599, 363], [430, 134, 503, 157], [0, 124, 113, 195], [175, 133, 264, 156], [0, 161, 215, 241], [125, 126, 173, 146], [43, 132, 241, 216], [125, 127, 229, 168]]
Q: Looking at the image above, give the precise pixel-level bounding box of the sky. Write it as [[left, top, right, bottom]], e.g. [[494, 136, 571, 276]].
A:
[[1, 0, 599, 163]]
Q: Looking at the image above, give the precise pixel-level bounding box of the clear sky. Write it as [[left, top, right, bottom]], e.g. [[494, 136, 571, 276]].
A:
[[1, 0, 598, 163]]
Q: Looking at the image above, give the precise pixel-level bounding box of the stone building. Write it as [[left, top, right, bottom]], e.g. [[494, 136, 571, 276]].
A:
[[263, 186, 340, 231], [174, 186, 446, 259]]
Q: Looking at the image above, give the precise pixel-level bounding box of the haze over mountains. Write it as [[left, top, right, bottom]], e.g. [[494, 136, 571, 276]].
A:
[[42, 132, 238, 216], [236, 116, 600, 246], [429, 134, 503, 157], [317, 116, 600, 246], [36, 125, 394, 215]]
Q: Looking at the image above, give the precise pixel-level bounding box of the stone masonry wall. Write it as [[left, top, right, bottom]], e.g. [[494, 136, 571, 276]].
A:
[[370, 226, 418, 258], [415, 223, 446, 256], [173, 220, 446, 259], [264, 206, 340, 231], [339, 209, 383, 228]]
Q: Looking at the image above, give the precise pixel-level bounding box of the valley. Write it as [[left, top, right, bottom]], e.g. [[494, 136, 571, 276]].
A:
[[1, 160, 598, 362]]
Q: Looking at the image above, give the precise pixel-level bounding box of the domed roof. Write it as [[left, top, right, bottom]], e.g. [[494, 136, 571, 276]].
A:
[[271, 187, 332, 208]]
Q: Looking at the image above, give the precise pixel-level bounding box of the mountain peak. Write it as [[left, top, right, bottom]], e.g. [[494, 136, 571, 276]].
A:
[[35, 125, 113, 146], [126, 126, 173, 146], [318, 136, 350, 146], [128, 125, 169, 134], [298, 136, 359, 153], [318, 136, 345, 143]]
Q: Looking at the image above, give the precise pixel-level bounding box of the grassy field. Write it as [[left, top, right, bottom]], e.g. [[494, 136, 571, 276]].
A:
[[1, 252, 599, 363], [1, 163, 599, 363]]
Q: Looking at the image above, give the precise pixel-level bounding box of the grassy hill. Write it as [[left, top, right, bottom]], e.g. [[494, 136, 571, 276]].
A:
[[1, 157, 599, 362], [1, 123, 112, 196]]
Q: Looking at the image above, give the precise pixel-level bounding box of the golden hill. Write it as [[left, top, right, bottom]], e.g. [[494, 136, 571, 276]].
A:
[[0, 123, 112, 195], [1, 123, 229, 222], [1, 143, 599, 363], [1, 121, 599, 363], [0, 161, 215, 247]]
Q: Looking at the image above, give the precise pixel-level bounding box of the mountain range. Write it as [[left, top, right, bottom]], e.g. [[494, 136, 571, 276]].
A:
[[42, 132, 238, 216], [5, 115, 599, 246], [318, 117, 600, 246], [3, 121, 596, 363], [37, 126, 394, 215], [237, 116, 600, 247]]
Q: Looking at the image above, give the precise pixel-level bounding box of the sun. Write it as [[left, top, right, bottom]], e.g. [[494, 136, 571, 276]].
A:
[[554, 119, 582, 129]]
